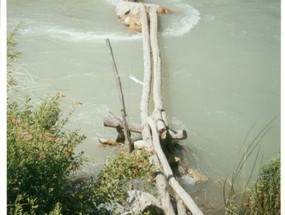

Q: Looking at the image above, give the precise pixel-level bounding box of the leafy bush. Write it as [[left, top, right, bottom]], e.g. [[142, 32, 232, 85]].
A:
[[7, 24, 21, 88], [94, 149, 155, 210], [7, 94, 156, 214], [7, 26, 156, 215], [248, 155, 280, 214], [7, 93, 90, 214], [224, 155, 280, 215]]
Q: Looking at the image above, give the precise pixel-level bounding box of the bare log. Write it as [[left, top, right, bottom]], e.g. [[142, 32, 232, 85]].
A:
[[139, 3, 153, 149], [176, 194, 188, 215], [147, 117, 204, 215], [168, 129, 187, 140], [103, 115, 187, 140], [139, 5, 175, 215], [149, 8, 162, 111], [103, 113, 142, 133], [106, 2, 201, 214], [149, 7, 169, 136], [150, 154, 176, 215]]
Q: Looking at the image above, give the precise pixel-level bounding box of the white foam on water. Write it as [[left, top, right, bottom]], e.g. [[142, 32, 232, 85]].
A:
[[105, 0, 201, 38], [105, 0, 122, 6], [181, 175, 196, 186], [18, 0, 200, 42], [162, 3, 200, 37], [20, 24, 142, 42]]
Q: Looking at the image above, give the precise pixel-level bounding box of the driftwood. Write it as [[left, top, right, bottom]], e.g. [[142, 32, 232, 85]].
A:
[[103, 2, 203, 215], [103, 112, 142, 133], [139, 4, 175, 215], [148, 118, 203, 215], [139, 3, 153, 149], [141, 4, 203, 215], [103, 114, 187, 140], [176, 194, 188, 215]]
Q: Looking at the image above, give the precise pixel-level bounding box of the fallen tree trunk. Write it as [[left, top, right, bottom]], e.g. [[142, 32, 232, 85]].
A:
[[103, 112, 142, 133], [139, 3, 153, 149], [104, 2, 202, 214], [147, 117, 204, 215], [149, 7, 169, 139], [139, 4, 175, 215], [103, 114, 187, 140]]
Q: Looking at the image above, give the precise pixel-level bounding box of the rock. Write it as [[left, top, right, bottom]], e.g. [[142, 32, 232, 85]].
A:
[[134, 140, 145, 149], [116, 1, 172, 32], [126, 190, 164, 214], [178, 166, 208, 184], [187, 169, 208, 183]]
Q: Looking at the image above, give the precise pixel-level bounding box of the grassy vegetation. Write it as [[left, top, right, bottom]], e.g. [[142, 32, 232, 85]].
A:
[[223, 118, 280, 215], [224, 154, 280, 215]]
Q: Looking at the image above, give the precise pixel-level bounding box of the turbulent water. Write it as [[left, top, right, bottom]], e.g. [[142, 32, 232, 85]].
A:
[[8, 0, 280, 212]]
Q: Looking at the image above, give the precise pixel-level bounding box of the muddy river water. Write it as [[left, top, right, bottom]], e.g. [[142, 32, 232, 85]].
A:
[[8, 0, 280, 212]]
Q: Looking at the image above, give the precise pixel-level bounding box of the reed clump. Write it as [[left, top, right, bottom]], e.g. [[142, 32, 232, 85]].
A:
[[223, 117, 280, 215]]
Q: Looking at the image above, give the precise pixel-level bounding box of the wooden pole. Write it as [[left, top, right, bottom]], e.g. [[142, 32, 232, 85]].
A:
[[103, 114, 187, 140], [149, 7, 169, 137], [107, 3, 201, 214], [147, 117, 204, 215], [139, 3, 153, 149], [140, 4, 175, 215], [105, 38, 133, 153]]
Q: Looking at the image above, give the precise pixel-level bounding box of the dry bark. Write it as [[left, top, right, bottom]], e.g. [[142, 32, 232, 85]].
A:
[[103, 114, 187, 140], [105, 2, 202, 214], [147, 117, 204, 215], [139, 4, 175, 215]]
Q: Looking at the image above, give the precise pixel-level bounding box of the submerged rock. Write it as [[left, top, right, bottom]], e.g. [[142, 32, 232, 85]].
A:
[[178, 166, 208, 185]]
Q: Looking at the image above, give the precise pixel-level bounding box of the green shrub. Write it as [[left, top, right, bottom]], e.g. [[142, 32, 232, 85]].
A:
[[248, 155, 280, 215], [224, 155, 280, 215], [7, 94, 155, 214], [7, 26, 156, 214], [93, 149, 155, 212], [7, 93, 89, 214], [7, 24, 21, 88]]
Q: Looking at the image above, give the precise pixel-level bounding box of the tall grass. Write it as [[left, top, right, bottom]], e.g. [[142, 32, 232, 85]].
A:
[[223, 116, 279, 215]]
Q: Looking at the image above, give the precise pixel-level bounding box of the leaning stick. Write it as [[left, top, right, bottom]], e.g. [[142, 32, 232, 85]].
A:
[[105, 38, 133, 153]]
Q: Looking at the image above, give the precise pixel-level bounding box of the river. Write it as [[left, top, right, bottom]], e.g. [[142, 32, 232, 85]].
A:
[[8, 0, 280, 213]]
